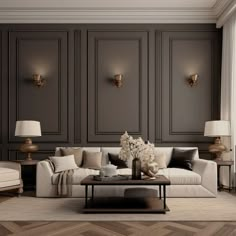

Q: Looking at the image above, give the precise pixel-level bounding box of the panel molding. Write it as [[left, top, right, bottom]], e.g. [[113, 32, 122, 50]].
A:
[[157, 30, 221, 143], [169, 37, 214, 136], [74, 30, 81, 143], [87, 31, 148, 143], [94, 38, 142, 135], [8, 30, 69, 143], [155, 31, 162, 143]]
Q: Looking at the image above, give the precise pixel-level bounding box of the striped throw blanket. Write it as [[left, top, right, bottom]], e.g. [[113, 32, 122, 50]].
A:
[[46, 160, 75, 197]]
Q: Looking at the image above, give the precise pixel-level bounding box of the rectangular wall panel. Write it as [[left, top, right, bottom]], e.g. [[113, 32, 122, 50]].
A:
[[87, 31, 148, 143], [8, 31, 69, 143], [158, 31, 220, 143]]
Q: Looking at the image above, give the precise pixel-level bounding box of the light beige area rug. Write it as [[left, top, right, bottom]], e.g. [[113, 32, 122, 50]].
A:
[[0, 192, 235, 221]]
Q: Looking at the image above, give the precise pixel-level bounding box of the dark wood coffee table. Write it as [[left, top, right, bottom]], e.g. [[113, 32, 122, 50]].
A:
[[80, 175, 171, 213]]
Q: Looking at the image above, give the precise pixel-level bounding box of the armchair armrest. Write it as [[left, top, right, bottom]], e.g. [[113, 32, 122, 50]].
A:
[[0, 161, 21, 172], [192, 159, 217, 196]]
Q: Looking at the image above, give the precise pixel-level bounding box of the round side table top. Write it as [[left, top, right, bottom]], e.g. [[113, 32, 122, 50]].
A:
[[14, 160, 39, 166], [214, 160, 234, 166]]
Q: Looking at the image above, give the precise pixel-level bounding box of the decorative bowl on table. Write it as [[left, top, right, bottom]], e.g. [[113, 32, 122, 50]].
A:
[[101, 162, 117, 177]]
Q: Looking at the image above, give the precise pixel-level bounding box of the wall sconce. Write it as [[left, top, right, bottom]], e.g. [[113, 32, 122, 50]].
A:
[[187, 74, 199, 87], [113, 74, 123, 88], [33, 74, 46, 87]]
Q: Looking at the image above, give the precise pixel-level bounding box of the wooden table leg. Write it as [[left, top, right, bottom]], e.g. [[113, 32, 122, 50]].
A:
[[163, 185, 166, 210], [92, 185, 94, 200], [217, 165, 221, 191], [159, 185, 162, 199], [85, 185, 88, 208]]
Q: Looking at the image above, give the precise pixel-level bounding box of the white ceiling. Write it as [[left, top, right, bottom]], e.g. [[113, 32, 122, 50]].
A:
[[0, 0, 234, 27]]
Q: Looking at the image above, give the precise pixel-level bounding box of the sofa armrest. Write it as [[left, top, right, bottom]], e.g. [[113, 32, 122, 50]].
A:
[[37, 160, 54, 177], [36, 160, 55, 197], [0, 161, 21, 172], [192, 159, 217, 196]]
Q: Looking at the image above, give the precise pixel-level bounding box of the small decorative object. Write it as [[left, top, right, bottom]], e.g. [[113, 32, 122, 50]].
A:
[[119, 131, 159, 178], [99, 169, 105, 178], [15, 120, 41, 161], [204, 120, 231, 160], [187, 74, 198, 87], [141, 161, 159, 177], [33, 74, 46, 87], [132, 157, 142, 180], [113, 74, 123, 88], [101, 162, 117, 177]]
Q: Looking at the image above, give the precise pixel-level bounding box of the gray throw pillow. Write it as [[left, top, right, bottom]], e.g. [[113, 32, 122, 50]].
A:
[[60, 147, 83, 167], [81, 151, 102, 169]]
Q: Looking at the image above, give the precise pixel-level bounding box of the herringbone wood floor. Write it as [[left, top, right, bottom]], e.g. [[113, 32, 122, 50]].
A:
[[1, 193, 236, 235], [0, 221, 236, 236]]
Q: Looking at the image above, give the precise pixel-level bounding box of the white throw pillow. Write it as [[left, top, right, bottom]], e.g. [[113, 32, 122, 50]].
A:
[[154, 151, 167, 169], [50, 155, 78, 173]]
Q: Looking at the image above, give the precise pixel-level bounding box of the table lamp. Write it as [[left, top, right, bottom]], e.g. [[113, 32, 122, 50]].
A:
[[204, 120, 230, 160], [15, 120, 41, 161]]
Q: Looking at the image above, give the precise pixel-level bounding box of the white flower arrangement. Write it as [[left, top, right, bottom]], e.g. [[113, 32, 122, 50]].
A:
[[119, 131, 155, 166]]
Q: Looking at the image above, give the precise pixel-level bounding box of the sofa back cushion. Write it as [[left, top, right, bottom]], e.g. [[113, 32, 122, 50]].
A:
[[154, 147, 199, 167], [55, 147, 101, 156], [60, 147, 83, 167], [154, 147, 173, 167], [54, 147, 199, 169], [55, 147, 103, 167]]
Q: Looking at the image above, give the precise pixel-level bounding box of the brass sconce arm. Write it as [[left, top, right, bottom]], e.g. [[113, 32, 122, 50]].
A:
[[33, 74, 46, 87]]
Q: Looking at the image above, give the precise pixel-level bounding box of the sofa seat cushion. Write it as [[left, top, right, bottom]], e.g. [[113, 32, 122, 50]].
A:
[[158, 168, 201, 185], [0, 168, 19, 182], [52, 168, 132, 185], [51, 167, 200, 185]]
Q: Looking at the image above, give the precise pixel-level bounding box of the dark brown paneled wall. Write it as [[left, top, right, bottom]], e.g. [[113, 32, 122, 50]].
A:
[[0, 24, 221, 161]]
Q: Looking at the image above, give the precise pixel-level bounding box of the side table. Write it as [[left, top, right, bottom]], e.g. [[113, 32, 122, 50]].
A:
[[215, 160, 234, 192], [14, 160, 39, 191]]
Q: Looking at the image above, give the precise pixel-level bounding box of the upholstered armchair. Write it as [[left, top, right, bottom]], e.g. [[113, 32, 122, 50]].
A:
[[0, 161, 23, 196]]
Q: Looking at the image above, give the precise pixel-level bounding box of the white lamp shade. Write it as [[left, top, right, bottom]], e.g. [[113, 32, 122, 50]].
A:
[[204, 120, 230, 137], [15, 120, 41, 137]]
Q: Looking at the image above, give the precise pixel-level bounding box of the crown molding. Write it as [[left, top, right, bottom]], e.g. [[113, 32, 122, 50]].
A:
[[216, 0, 236, 27], [0, 0, 233, 25], [213, 0, 233, 16], [0, 9, 217, 24]]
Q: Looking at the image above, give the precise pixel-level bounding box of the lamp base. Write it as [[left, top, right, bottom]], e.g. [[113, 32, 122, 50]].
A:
[[19, 138, 38, 161], [208, 137, 226, 160]]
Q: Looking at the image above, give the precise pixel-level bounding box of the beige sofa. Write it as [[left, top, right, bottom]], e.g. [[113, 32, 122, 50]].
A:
[[36, 147, 217, 198]]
